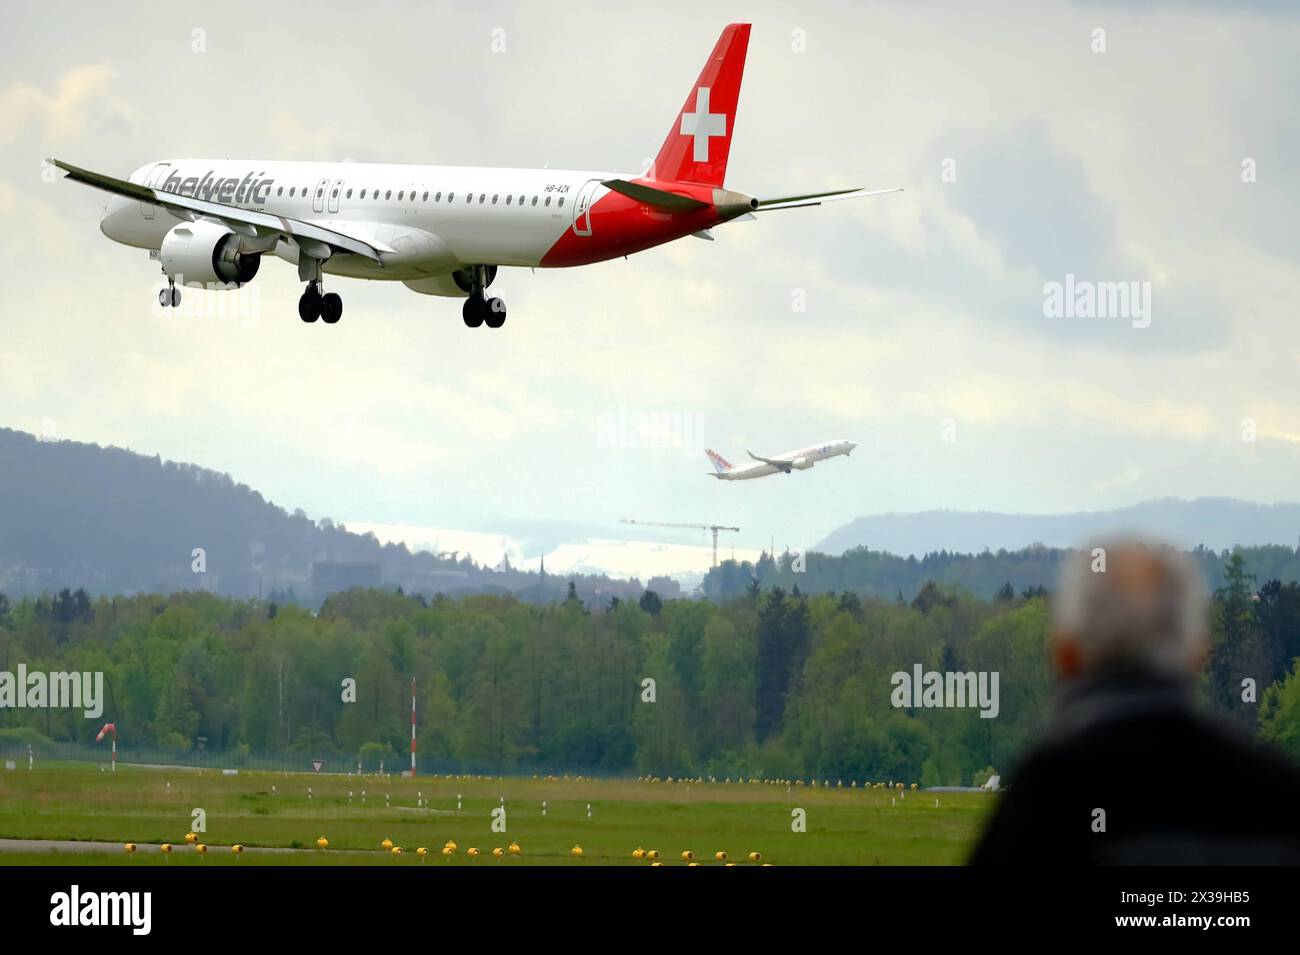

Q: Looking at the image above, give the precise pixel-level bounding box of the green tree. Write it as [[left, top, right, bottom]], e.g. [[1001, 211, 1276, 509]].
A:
[[1208, 552, 1257, 717], [1259, 664, 1300, 761], [638, 590, 662, 616]]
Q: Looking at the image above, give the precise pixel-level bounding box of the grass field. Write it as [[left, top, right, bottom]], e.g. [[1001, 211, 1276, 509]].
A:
[[0, 762, 994, 865]]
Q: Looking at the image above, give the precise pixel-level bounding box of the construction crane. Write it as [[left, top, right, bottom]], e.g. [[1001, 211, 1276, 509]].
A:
[[620, 519, 741, 568]]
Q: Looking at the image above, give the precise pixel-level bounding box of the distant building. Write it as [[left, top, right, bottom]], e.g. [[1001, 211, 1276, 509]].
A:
[[311, 561, 382, 600], [645, 575, 683, 600]]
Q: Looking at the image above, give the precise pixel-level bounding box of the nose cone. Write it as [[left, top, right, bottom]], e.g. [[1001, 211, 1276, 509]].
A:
[[846, 441, 858, 452], [99, 195, 133, 242]]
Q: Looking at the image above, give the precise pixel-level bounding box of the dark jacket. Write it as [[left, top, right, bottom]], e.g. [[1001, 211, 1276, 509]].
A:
[[970, 669, 1300, 865]]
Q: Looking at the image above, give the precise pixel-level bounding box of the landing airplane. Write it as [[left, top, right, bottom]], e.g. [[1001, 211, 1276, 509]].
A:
[[706, 440, 857, 481], [48, 23, 898, 328]]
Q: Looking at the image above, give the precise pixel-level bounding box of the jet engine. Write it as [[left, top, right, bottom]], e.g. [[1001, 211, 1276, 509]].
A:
[[790, 456, 814, 470], [159, 219, 261, 287]]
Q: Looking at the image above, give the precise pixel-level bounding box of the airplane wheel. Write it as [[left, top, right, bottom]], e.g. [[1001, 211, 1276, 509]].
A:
[[320, 292, 343, 324], [299, 289, 321, 323], [171, 286, 182, 308], [484, 297, 506, 328], [462, 296, 484, 328], [158, 288, 170, 308]]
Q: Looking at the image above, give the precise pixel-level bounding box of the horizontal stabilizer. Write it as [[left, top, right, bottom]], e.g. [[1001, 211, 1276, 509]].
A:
[[754, 186, 903, 212], [602, 178, 710, 212]]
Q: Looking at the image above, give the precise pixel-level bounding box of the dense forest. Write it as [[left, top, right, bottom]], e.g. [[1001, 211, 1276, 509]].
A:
[[707, 543, 1300, 602], [2, 552, 1297, 784]]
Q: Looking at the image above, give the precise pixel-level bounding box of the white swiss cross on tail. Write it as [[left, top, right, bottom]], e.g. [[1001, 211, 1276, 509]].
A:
[[680, 87, 727, 162], [649, 24, 750, 186]]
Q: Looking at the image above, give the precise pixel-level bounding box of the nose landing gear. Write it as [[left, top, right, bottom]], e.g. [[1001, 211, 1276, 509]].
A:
[[158, 278, 181, 308]]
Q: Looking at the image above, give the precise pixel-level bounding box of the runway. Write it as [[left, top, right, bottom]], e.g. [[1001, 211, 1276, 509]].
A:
[[0, 837, 362, 855]]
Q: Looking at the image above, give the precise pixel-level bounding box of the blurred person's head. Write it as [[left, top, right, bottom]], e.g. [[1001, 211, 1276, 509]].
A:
[[1051, 537, 1209, 684]]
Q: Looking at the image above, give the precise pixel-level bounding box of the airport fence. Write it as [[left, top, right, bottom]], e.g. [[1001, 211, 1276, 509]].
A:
[[0, 738, 636, 779]]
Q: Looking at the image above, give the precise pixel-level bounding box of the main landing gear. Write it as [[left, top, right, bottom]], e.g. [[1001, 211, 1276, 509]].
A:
[[460, 265, 506, 328], [298, 281, 343, 324], [463, 294, 506, 328]]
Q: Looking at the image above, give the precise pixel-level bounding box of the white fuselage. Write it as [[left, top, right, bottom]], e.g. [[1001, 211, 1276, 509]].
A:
[[715, 439, 857, 480], [64, 24, 890, 324], [99, 159, 624, 284]]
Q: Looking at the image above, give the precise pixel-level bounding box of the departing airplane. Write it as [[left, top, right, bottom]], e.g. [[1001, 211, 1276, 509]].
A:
[[705, 440, 858, 481], [48, 23, 898, 328]]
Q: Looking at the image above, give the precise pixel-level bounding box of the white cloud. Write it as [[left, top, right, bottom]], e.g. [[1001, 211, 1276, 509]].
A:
[[0, 64, 133, 145], [1, 2, 1298, 576]]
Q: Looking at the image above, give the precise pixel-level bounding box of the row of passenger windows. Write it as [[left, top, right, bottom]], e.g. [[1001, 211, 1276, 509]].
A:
[[276, 184, 565, 208]]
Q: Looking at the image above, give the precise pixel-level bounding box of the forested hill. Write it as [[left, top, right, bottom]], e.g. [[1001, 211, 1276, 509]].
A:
[[817, 498, 1300, 557], [7, 425, 1300, 608], [0, 427, 639, 603], [0, 427, 437, 596]]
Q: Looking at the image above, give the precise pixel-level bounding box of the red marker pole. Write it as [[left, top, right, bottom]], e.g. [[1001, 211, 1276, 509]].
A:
[[410, 678, 417, 777], [95, 722, 117, 773]]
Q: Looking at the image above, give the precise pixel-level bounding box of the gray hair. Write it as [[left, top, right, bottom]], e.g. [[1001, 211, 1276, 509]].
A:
[[1053, 538, 1209, 678]]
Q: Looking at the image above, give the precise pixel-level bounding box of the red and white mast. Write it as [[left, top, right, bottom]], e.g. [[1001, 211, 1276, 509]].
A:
[[95, 722, 117, 772]]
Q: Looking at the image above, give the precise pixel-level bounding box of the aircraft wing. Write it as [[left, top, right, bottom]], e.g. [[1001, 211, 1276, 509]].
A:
[[48, 158, 385, 264], [747, 450, 794, 472]]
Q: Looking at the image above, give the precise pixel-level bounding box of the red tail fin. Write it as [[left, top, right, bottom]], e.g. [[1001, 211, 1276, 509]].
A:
[[706, 448, 734, 474], [650, 23, 751, 187]]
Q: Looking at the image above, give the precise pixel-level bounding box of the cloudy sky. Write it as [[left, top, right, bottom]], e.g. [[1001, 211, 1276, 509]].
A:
[[2, 1, 1297, 575]]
